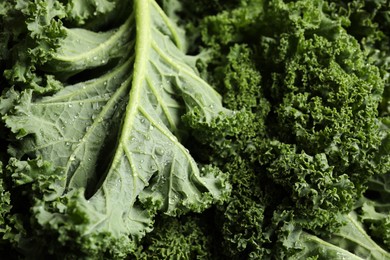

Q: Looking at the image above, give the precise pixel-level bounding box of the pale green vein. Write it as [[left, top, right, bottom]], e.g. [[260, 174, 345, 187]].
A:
[[150, 0, 184, 51], [65, 77, 131, 187], [109, 0, 151, 173], [138, 106, 207, 191], [44, 56, 135, 103], [167, 154, 175, 211], [341, 212, 390, 257], [25, 139, 69, 154], [37, 97, 111, 106], [145, 75, 178, 132], [302, 232, 364, 260], [123, 144, 138, 201], [137, 106, 177, 143], [151, 39, 222, 100], [55, 13, 135, 62]]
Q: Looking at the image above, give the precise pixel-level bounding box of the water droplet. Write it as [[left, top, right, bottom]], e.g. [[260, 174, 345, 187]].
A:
[[93, 11, 97, 16], [195, 93, 202, 100], [149, 125, 154, 130], [155, 147, 164, 156], [209, 104, 214, 109], [65, 142, 70, 146], [93, 56, 98, 60], [103, 81, 107, 86], [101, 60, 105, 64], [68, 104, 73, 108], [140, 118, 145, 123], [140, 159, 144, 163]]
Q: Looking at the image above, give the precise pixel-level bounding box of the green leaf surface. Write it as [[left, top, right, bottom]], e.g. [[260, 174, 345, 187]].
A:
[[0, 0, 230, 255], [326, 212, 390, 260]]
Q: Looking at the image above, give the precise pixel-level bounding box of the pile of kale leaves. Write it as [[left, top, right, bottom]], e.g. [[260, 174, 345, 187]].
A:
[[0, 0, 390, 259]]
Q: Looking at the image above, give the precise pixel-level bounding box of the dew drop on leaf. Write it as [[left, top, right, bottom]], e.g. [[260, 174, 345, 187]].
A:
[[155, 147, 165, 156]]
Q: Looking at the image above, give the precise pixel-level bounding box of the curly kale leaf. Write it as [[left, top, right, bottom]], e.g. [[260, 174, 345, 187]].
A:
[[356, 168, 390, 252], [325, 0, 390, 116], [135, 214, 215, 259], [0, 0, 231, 258], [1, 0, 66, 94], [181, 0, 389, 257], [0, 163, 11, 241], [267, 209, 390, 260]]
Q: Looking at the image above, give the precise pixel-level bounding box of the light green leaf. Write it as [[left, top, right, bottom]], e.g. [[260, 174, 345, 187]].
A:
[[1, 0, 230, 252], [326, 212, 390, 260]]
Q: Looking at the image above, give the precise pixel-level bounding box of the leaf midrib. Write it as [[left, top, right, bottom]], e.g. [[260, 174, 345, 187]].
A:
[[118, 0, 151, 146]]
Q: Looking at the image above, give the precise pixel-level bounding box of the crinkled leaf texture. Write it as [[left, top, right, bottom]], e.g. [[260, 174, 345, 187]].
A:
[[1, 0, 230, 257], [277, 212, 390, 260]]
